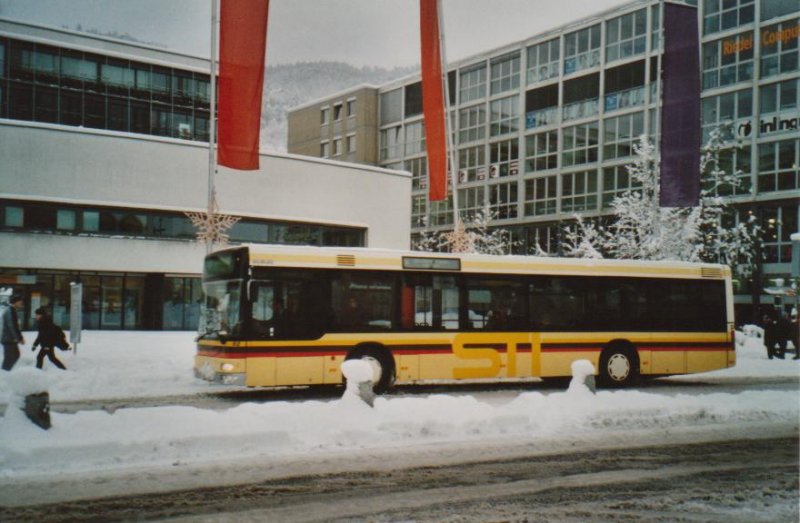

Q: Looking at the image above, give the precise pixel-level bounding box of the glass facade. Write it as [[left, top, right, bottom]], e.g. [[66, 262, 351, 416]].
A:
[[0, 199, 365, 246], [368, 0, 798, 264], [0, 37, 211, 141]]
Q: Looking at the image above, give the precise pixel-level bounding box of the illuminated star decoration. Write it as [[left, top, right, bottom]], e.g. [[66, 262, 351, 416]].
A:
[[442, 219, 478, 254], [185, 197, 240, 246]]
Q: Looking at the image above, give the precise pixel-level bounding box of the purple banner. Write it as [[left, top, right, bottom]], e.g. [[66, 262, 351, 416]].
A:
[[660, 3, 700, 207]]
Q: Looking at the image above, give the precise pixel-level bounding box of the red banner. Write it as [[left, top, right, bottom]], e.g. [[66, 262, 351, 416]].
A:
[[419, 0, 447, 201], [218, 0, 269, 170]]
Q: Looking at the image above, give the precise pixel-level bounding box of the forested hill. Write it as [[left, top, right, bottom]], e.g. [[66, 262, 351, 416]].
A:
[[261, 61, 417, 151]]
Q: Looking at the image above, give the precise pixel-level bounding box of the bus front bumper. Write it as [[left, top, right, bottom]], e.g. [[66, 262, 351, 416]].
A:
[[194, 361, 246, 386]]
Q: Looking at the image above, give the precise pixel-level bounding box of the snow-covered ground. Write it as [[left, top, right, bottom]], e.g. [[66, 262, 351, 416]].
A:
[[0, 328, 797, 504]]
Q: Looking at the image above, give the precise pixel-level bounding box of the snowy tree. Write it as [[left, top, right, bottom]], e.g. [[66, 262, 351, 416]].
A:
[[562, 214, 604, 259], [565, 125, 760, 277], [412, 205, 516, 255], [470, 205, 516, 255]]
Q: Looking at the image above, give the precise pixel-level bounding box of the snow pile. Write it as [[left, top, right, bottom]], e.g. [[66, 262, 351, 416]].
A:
[[0, 383, 795, 481], [567, 359, 596, 395], [341, 359, 376, 407]]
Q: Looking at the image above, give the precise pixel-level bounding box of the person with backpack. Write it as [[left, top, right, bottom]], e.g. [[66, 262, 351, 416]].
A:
[[31, 307, 69, 370]]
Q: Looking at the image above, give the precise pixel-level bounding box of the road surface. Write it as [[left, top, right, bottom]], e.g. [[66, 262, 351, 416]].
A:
[[2, 437, 797, 522]]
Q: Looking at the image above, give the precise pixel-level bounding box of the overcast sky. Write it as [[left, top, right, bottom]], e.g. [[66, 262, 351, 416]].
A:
[[0, 0, 631, 67]]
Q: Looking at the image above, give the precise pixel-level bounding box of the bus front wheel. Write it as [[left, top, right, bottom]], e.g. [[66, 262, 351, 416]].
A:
[[345, 345, 396, 394], [598, 345, 639, 388]]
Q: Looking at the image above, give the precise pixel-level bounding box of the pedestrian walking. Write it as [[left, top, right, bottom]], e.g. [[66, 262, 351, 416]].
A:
[[31, 307, 69, 370], [1, 294, 25, 370], [774, 311, 792, 360], [761, 312, 781, 359]]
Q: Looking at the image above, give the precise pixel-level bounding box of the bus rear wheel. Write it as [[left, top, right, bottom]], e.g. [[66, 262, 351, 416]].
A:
[[345, 345, 395, 394], [598, 345, 639, 388]]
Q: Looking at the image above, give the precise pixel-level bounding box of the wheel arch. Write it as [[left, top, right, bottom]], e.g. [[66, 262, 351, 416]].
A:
[[598, 338, 640, 387]]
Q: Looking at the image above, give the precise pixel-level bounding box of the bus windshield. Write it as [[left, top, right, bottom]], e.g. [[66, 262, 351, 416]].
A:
[[199, 279, 242, 338]]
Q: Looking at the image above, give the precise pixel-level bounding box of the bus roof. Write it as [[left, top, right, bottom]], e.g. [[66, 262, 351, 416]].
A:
[[222, 244, 731, 280]]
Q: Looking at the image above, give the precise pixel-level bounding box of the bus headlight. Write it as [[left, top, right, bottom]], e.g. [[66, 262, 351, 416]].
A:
[[222, 363, 235, 372]]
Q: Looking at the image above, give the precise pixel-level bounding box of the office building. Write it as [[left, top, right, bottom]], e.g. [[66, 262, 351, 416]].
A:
[[0, 19, 411, 330], [288, 0, 799, 321]]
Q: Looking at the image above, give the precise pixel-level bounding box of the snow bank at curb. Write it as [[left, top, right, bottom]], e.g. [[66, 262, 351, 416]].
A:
[[0, 387, 796, 482]]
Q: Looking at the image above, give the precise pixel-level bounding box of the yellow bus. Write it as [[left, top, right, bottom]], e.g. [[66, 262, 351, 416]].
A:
[[194, 244, 735, 392]]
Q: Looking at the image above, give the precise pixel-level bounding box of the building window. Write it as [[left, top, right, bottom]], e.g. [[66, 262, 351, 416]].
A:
[[488, 182, 518, 220], [758, 138, 799, 193], [760, 18, 800, 79], [459, 105, 486, 143], [701, 88, 753, 142], [458, 186, 486, 222], [405, 81, 423, 118], [703, 0, 755, 35], [563, 24, 601, 75], [761, 0, 799, 21], [490, 52, 520, 95], [561, 170, 598, 213], [489, 96, 519, 136], [459, 65, 487, 104], [760, 78, 799, 116], [320, 141, 330, 158], [705, 145, 753, 196], [380, 125, 402, 160], [333, 137, 342, 156], [379, 88, 403, 125], [562, 122, 599, 167], [347, 99, 356, 117], [562, 73, 600, 121], [83, 211, 100, 231], [429, 198, 454, 226], [602, 165, 641, 208], [606, 9, 647, 64], [407, 157, 428, 191], [411, 195, 427, 228], [761, 204, 798, 263], [56, 209, 76, 230], [525, 83, 559, 129], [457, 145, 486, 183], [702, 31, 755, 90], [651, 4, 662, 51], [524, 176, 558, 216], [333, 103, 343, 121], [489, 139, 519, 178], [4, 206, 24, 227], [321, 107, 330, 124], [603, 112, 644, 160], [346, 134, 357, 153], [405, 121, 426, 155], [526, 38, 560, 85], [604, 60, 646, 113], [525, 130, 558, 172]]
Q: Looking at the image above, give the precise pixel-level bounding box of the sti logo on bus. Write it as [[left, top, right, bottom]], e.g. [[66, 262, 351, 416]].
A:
[[451, 334, 540, 379]]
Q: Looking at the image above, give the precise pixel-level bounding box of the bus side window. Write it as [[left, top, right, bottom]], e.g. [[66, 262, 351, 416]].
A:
[[251, 281, 276, 337], [401, 274, 457, 330]]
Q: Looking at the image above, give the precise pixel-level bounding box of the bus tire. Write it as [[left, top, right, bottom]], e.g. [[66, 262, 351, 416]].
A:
[[345, 344, 396, 394], [598, 343, 639, 388]]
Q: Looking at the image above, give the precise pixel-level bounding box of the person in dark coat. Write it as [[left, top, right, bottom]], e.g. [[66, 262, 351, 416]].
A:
[[1, 294, 25, 370], [761, 312, 780, 359], [32, 307, 68, 370], [774, 311, 793, 360]]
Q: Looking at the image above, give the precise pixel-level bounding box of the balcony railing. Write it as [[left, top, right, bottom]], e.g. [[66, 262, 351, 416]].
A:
[[604, 85, 646, 112], [562, 99, 599, 121], [525, 107, 559, 129]]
